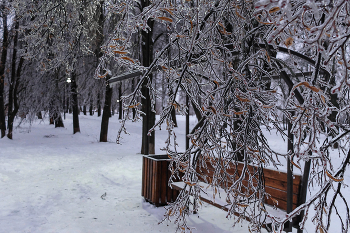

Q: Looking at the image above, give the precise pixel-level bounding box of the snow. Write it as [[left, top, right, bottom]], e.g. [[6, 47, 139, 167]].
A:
[[0, 114, 252, 233], [0, 113, 348, 233]]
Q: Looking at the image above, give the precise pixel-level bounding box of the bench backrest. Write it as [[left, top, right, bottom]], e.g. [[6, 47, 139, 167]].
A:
[[197, 160, 302, 211]]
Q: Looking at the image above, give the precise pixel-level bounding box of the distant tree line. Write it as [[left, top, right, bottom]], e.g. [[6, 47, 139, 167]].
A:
[[0, 0, 183, 148], [1, 1, 350, 232]]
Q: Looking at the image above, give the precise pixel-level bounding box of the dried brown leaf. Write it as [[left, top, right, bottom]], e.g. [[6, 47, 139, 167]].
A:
[[284, 37, 294, 47], [120, 56, 135, 63], [326, 170, 344, 182], [157, 16, 173, 22], [269, 7, 280, 14]]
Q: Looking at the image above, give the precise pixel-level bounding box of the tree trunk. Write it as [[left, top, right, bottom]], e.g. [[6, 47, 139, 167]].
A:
[[286, 112, 294, 232], [37, 111, 43, 119], [0, 5, 9, 138], [83, 105, 86, 115], [97, 92, 101, 117], [71, 72, 80, 134], [165, 30, 177, 127], [328, 59, 340, 147], [141, 81, 156, 154], [132, 78, 136, 119], [94, 1, 104, 59], [111, 103, 115, 117], [7, 19, 21, 139], [100, 76, 112, 142], [94, 0, 104, 119], [54, 114, 64, 128], [89, 96, 93, 115], [50, 117, 54, 125], [49, 100, 55, 125], [54, 69, 64, 128], [140, 3, 155, 154], [186, 95, 189, 149], [118, 82, 122, 120], [7, 57, 24, 138], [67, 96, 71, 113]]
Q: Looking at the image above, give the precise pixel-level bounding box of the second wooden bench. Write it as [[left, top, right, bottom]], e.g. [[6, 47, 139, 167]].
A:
[[172, 159, 303, 232]]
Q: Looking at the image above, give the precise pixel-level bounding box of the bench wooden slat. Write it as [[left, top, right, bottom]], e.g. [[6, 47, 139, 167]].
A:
[[263, 177, 300, 194], [192, 160, 302, 212], [198, 159, 301, 183], [265, 196, 297, 211], [196, 178, 298, 210], [265, 186, 299, 205], [240, 164, 301, 183], [198, 167, 300, 195]]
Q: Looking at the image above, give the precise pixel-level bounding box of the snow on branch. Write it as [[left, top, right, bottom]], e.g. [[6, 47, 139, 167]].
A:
[[101, 0, 350, 232]]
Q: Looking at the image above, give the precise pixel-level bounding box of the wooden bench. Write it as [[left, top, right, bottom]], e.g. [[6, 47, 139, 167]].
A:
[[171, 159, 303, 232]]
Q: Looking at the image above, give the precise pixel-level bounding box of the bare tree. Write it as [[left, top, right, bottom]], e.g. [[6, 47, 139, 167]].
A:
[[0, 2, 9, 138], [19, 0, 106, 134], [7, 27, 25, 138]]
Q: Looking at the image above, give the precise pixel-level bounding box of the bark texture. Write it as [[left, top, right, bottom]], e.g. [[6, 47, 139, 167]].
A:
[[100, 76, 112, 142], [7, 20, 24, 139], [140, 3, 155, 154], [71, 72, 80, 134], [0, 6, 8, 138]]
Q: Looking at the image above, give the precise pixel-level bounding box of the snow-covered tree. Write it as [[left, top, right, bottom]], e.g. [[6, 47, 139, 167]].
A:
[[0, 1, 10, 138], [100, 0, 350, 232], [18, 0, 109, 134]]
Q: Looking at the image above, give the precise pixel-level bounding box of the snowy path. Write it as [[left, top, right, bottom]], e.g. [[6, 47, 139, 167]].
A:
[[0, 115, 251, 233]]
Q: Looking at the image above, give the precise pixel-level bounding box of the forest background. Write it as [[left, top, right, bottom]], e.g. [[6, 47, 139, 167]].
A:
[[1, 1, 350, 233]]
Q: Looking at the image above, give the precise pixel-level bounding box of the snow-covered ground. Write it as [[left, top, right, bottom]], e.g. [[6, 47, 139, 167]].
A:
[[0, 113, 348, 233], [0, 114, 253, 233]]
